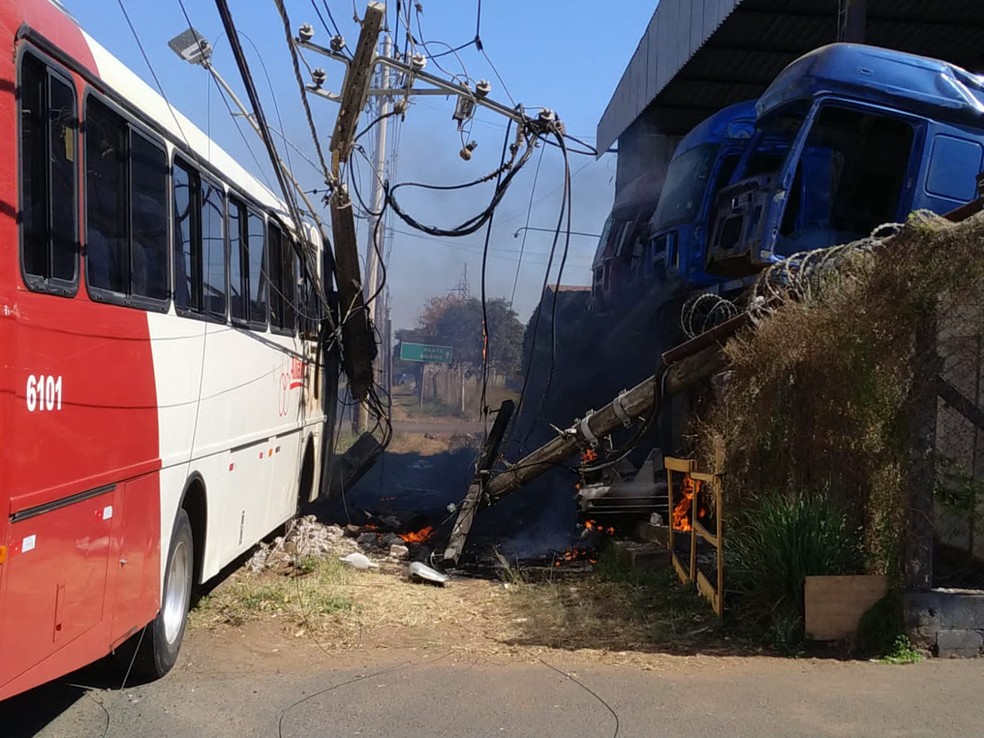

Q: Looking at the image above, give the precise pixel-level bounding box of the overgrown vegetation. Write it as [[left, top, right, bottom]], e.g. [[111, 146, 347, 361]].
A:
[[692, 212, 984, 644], [879, 635, 922, 665], [726, 491, 864, 643]]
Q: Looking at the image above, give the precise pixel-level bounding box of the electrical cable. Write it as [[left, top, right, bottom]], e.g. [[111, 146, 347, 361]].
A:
[[118, 0, 197, 159], [510, 143, 545, 306], [273, 0, 333, 192], [509, 126, 573, 452], [478, 119, 515, 425], [276, 655, 452, 738], [321, 0, 344, 36], [383, 125, 539, 238], [212, 0, 321, 306], [412, 7, 473, 84], [537, 658, 620, 738]]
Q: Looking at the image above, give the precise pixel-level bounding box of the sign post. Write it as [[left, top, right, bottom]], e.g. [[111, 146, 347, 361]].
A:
[[399, 343, 453, 407], [399, 342, 454, 364]]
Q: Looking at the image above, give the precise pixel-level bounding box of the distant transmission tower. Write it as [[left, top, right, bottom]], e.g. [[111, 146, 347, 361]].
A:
[[450, 263, 470, 300]]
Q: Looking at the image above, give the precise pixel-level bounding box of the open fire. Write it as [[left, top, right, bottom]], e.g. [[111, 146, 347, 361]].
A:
[[583, 519, 616, 535], [399, 526, 434, 544], [671, 475, 708, 532], [554, 547, 597, 566]]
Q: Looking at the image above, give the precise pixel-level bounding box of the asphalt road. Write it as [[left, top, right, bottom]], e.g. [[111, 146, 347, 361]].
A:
[[6, 644, 984, 738]]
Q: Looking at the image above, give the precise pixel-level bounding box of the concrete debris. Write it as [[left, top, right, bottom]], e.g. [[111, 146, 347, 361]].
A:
[[381, 533, 404, 548], [357, 532, 378, 547], [344, 524, 362, 537], [389, 543, 410, 559], [245, 516, 354, 573]]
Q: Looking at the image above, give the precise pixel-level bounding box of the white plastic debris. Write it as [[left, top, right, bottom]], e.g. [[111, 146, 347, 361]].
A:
[[339, 552, 380, 570], [407, 561, 450, 586]]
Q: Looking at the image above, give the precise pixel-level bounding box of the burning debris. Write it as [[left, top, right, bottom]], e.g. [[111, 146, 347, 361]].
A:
[[671, 476, 702, 532]]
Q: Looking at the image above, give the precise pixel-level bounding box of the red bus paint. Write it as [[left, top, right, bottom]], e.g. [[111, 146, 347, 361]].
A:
[[0, 0, 162, 701], [0, 0, 326, 700]]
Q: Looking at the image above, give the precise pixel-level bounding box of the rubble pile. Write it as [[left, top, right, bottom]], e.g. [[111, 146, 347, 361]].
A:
[[245, 516, 415, 573]]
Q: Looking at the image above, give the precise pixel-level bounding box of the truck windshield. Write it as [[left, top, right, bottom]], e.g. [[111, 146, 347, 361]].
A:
[[778, 104, 914, 252], [651, 144, 717, 230], [744, 103, 810, 179]]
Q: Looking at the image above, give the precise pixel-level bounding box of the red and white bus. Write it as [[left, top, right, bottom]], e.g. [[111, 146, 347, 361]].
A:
[[0, 0, 329, 700]]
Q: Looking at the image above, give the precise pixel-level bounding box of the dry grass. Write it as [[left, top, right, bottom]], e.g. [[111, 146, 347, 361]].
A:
[[384, 432, 454, 456], [191, 548, 726, 662]]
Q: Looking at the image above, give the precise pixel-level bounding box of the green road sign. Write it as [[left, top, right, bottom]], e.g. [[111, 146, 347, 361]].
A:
[[400, 342, 453, 364]]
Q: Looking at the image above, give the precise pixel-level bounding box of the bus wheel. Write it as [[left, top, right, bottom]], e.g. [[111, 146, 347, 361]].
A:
[[141, 508, 194, 678]]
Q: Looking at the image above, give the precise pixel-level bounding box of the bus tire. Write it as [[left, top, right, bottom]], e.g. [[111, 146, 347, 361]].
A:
[[140, 508, 194, 678]]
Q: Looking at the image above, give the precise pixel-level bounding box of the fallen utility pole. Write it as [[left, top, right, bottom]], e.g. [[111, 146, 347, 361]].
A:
[[442, 308, 747, 565], [327, 2, 384, 406]]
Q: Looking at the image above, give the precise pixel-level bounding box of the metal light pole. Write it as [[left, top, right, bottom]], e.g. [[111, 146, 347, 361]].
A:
[[356, 34, 392, 431]]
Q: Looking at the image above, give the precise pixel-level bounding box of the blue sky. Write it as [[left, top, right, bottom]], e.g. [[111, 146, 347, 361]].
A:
[[62, 1, 655, 328]]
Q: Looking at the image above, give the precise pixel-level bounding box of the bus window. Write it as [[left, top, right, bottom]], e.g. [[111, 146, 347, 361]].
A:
[[130, 132, 168, 302], [268, 222, 285, 332], [20, 54, 78, 293], [201, 178, 226, 319], [247, 210, 268, 329], [85, 97, 128, 295], [228, 196, 246, 324], [85, 97, 168, 307], [282, 238, 297, 334], [172, 159, 201, 313]]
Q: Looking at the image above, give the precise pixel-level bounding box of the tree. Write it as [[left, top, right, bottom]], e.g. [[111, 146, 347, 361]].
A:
[[402, 295, 523, 375]]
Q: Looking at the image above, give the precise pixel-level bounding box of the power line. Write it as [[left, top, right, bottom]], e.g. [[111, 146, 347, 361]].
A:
[[210, 0, 324, 310], [511, 144, 545, 306], [273, 0, 333, 191]]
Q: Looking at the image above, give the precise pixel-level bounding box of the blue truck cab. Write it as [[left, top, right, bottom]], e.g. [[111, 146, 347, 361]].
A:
[[590, 169, 664, 308], [646, 100, 756, 288], [706, 44, 984, 277]]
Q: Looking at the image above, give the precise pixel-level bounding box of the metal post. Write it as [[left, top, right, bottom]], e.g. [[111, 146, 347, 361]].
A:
[[356, 34, 392, 432]]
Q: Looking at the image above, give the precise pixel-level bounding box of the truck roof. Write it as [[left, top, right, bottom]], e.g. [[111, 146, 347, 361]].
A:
[[673, 100, 757, 158], [757, 43, 984, 126]]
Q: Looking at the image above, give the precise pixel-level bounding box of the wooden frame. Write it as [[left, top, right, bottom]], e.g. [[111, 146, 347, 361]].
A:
[[665, 458, 724, 617]]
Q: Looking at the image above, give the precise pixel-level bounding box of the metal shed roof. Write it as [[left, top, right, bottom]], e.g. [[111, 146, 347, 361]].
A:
[[597, 0, 984, 151]]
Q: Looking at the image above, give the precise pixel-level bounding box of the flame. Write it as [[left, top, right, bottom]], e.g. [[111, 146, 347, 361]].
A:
[[583, 519, 615, 535], [671, 475, 703, 532], [580, 448, 599, 464], [399, 526, 434, 544]]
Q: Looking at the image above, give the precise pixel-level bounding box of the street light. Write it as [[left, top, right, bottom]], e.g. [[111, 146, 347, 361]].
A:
[[512, 226, 601, 239]]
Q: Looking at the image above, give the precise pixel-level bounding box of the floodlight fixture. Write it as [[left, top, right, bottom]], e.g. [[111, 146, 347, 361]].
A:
[[168, 28, 212, 66]]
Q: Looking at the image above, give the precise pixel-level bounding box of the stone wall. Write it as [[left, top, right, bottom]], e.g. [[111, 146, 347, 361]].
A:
[[905, 589, 984, 657]]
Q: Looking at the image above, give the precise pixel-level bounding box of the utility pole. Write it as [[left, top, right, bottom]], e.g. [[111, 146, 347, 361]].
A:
[[357, 34, 392, 431]]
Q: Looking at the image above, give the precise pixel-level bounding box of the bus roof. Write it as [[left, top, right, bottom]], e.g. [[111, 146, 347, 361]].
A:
[[673, 100, 757, 159], [757, 43, 984, 126]]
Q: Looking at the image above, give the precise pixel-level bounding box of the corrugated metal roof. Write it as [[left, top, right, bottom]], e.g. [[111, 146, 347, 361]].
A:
[[598, 0, 984, 149]]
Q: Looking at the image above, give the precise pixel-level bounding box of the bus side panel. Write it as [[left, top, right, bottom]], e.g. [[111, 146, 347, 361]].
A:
[[109, 473, 161, 648], [0, 489, 114, 699], [146, 312, 205, 589]]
